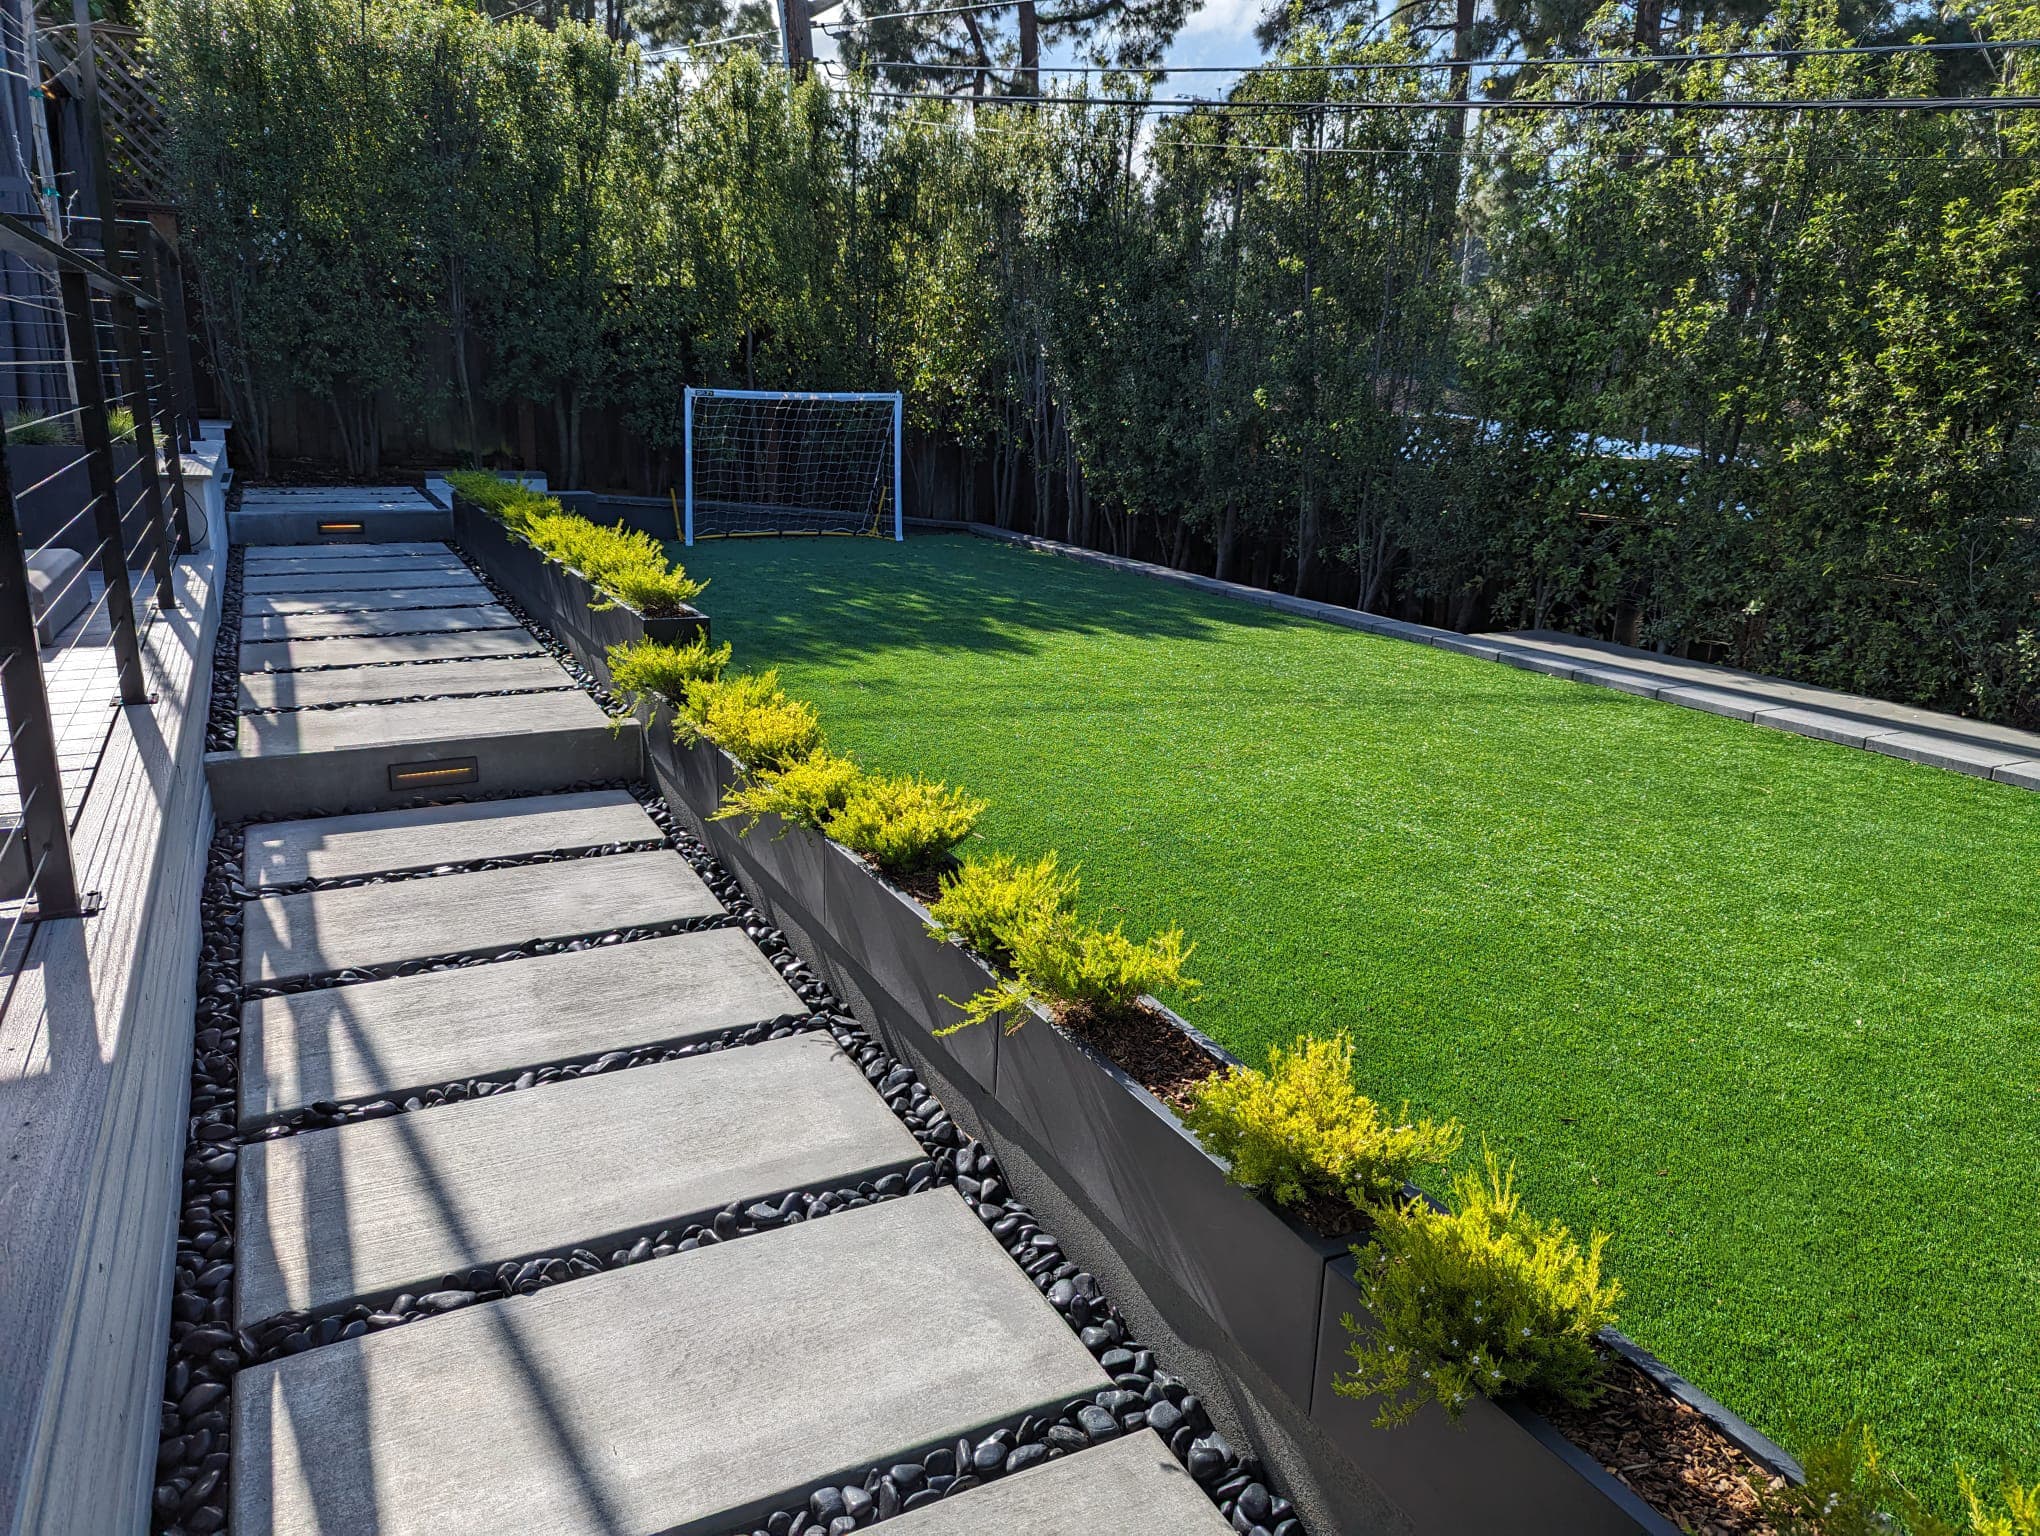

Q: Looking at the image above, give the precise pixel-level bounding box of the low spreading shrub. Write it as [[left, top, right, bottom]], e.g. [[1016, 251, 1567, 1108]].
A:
[[1335, 1152, 1619, 1426], [1762, 1427, 2040, 1536], [925, 851, 1081, 958], [448, 471, 705, 615], [715, 748, 863, 833], [942, 905, 1197, 1034], [827, 772, 985, 875], [675, 669, 824, 770], [607, 634, 731, 705], [1184, 1034, 1464, 1212]]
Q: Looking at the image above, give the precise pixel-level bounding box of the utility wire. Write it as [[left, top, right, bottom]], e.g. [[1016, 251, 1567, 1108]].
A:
[[856, 82, 2040, 110]]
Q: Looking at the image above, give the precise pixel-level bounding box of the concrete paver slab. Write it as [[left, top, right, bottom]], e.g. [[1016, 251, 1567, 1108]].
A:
[[244, 542, 450, 563], [883, 1432, 1234, 1536], [239, 629, 545, 673], [243, 585, 490, 617], [1754, 707, 1874, 749], [239, 606, 521, 641], [1657, 684, 1765, 721], [239, 928, 803, 1124], [238, 655, 571, 712], [232, 687, 610, 761], [234, 1191, 1109, 1536], [244, 790, 659, 887], [243, 563, 471, 594], [237, 1033, 925, 1319], [241, 848, 719, 982], [1996, 760, 2040, 791]]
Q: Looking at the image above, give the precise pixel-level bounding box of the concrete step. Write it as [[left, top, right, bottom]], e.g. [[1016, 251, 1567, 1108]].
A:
[[232, 491, 450, 546], [243, 584, 491, 617], [237, 1033, 925, 1320], [205, 690, 637, 822], [238, 655, 573, 712], [239, 556, 471, 581], [243, 562, 473, 594], [239, 605, 522, 642], [883, 1431, 1234, 1535], [240, 848, 716, 982], [234, 1190, 1109, 1536], [240, 628, 546, 674], [239, 928, 803, 1126], [244, 541, 450, 564], [243, 789, 660, 888]]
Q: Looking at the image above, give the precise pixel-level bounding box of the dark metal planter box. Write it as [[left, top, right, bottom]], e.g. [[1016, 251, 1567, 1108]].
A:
[[452, 493, 708, 688], [1311, 1255, 1678, 1535], [635, 706, 1740, 1536], [7, 440, 152, 558]]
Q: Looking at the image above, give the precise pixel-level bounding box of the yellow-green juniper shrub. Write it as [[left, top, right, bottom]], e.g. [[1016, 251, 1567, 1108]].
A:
[[942, 906, 1197, 1034], [447, 472, 705, 614], [1761, 1426, 2040, 1536], [1183, 1034, 1464, 1211], [675, 669, 823, 771], [715, 748, 864, 834], [606, 634, 731, 707], [1336, 1151, 1619, 1427], [826, 772, 986, 876], [925, 852, 1081, 958]]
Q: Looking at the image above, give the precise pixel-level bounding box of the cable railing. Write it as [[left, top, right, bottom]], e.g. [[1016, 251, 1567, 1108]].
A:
[[0, 206, 200, 926]]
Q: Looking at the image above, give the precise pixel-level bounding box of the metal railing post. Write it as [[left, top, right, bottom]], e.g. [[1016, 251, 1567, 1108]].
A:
[[137, 235, 194, 551], [56, 265, 149, 705], [109, 275, 178, 606], [0, 451, 84, 918]]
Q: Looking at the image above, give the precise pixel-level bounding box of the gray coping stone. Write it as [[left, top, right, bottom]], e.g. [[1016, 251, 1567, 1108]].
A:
[[883, 1431, 1234, 1536], [1995, 759, 2040, 791], [239, 654, 573, 711], [244, 789, 659, 887], [233, 687, 611, 761], [239, 927, 803, 1125], [1658, 683, 1766, 722], [243, 541, 450, 562], [1753, 706, 1874, 749], [239, 605, 521, 641], [236, 1033, 925, 1320], [1862, 729, 2036, 779], [242, 562, 472, 594], [240, 628, 545, 673], [243, 584, 490, 616], [241, 848, 719, 982], [234, 1190, 1108, 1536]]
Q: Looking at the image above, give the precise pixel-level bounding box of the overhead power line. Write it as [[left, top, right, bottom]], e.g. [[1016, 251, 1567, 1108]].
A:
[[820, 0, 1020, 35], [856, 35, 2040, 75], [856, 82, 2040, 110]]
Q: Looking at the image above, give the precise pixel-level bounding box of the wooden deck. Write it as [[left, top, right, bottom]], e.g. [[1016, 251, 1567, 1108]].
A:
[[0, 540, 221, 1536]]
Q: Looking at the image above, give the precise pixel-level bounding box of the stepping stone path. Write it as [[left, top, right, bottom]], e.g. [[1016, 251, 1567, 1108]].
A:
[[169, 523, 1256, 1536]]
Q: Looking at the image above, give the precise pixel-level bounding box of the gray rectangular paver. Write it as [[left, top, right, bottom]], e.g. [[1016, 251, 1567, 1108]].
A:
[[1560, 661, 1661, 698], [244, 541, 450, 563], [1862, 729, 2033, 779], [233, 688, 611, 761], [240, 629, 544, 673], [884, 1432, 1233, 1536], [235, 1190, 1109, 1536], [241, 849, 719, 982], [239, 557, 468, 581], [239, 928, 802, 1124], [1658, 684, 1765, 721], [239, 655, 572, 712], [1995, 759, 2040, 791], [239, 605, 521, 641], [237, 1033, 924, 1319], [243, 563, 471, 594], [245, 790, 659, 887], [243, 584, 489, 617]]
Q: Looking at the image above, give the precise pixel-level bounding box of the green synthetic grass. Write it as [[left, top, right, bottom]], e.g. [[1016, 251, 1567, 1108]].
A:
[[675, 532, 2040, 1512]]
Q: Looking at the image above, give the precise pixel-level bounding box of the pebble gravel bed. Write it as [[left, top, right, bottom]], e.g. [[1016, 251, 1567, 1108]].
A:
[[202, 545, 245, 753], [153, 545, 1301, 1536]]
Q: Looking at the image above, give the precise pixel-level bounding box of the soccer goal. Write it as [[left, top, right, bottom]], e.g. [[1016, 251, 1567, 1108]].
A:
[[682, 387, 904, 545]]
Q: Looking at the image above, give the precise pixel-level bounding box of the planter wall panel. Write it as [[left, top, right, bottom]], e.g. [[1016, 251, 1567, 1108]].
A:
[[1310, 1257, 1674, 1536]]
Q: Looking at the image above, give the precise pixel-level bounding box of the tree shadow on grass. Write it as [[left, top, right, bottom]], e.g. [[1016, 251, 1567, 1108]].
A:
[[674, 532, 1291, 671]]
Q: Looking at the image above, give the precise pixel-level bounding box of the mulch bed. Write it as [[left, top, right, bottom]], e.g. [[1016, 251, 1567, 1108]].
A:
[[879, 863, 946, 905], [1544, 1357, 1786, 1535], [1054, 999, 1227, 1114]]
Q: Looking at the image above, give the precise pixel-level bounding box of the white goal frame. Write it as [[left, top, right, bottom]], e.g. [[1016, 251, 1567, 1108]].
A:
[[682, 386, 905, 546]]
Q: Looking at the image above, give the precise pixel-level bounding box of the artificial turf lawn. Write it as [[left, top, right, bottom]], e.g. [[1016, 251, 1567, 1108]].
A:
[[674, 531, 2039, 1510]]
